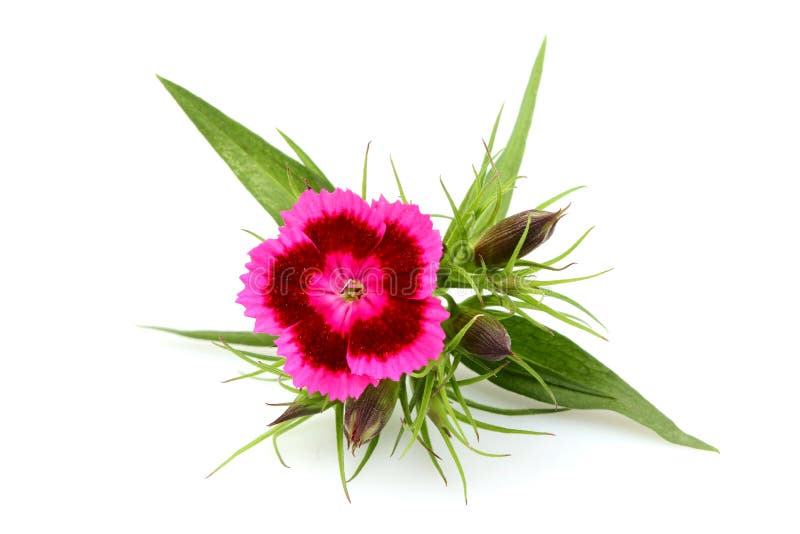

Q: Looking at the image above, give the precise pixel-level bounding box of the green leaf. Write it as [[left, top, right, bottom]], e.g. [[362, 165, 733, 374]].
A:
[[346, 434, 380, 483], [206, 417, 308, 478], [142, 326, 276, 346], [543, 227, 594, 266], [461, 316, 717, 452], [158, 76, 334, 225], [451, 409, 552, 436], [453, 396, 567, 416], [419, 420, 448, 486], [361, 141, 371, 200], [531, 287, 606, 329], [389, 156, 408, 204], [443, 38, 547, 251], [492, 37, 547, 220], [241, 228, 265, 241], [276, 129, 330, 182], [401, 372, 434, 457], [335, 403, 351, 502], [437, 424, 468, 504], [476, 105, 504, 187], [534, 185, 585, 211]]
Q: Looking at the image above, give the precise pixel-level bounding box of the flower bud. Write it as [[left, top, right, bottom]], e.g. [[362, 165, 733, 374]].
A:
[[269, 393, 329, 426], [450, 310, 512, 362], [473, 207, 566, 267], [344, 379, 399, 452], [426, 392, 452, 436]]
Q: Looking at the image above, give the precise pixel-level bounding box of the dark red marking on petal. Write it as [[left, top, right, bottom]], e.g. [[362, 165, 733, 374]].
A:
[[263, 242, 322, 328], [372, 222, 426, 297], [290, 312, 351, 373], [303, 214, 383, 257], [348, 297, 425, 361]]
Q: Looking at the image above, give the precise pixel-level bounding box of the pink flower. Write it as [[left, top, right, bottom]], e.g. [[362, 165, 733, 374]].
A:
[[237, 189, 449, 401]]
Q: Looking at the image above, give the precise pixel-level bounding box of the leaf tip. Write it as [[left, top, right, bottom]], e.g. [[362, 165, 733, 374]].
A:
[[155, 74, 171, 87]]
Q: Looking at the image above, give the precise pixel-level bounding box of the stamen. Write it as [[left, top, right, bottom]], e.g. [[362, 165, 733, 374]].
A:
[[340, 279, 366, 302]]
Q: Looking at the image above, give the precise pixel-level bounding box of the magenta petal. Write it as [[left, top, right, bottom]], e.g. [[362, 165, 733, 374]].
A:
[[282, 189, 386, 257], [236, 225, 322, 334], [278, 314, 378, 401], [346, 296, 449, 380], [371, 196, 443, 267], [370, 196, 442, 299]]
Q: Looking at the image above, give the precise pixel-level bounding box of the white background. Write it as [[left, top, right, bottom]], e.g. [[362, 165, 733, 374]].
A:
[[2, 1, 798, 532]]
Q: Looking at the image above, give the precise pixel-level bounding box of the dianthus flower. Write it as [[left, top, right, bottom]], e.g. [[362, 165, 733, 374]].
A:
[[237, 189, 448, 401]]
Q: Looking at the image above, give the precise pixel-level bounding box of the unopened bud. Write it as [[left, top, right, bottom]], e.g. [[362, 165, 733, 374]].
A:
[[473, 207, 566, 267], [344, 379, 399, 452], [269, 393, 329, 426], [450, 310, 513, 362], [426, 392, 452, 436]]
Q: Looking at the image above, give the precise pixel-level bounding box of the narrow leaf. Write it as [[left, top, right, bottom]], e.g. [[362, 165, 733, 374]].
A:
[[361, 141, 371, 200], [463, 317, 717, 452], [455, 396, 567, 416], [158, 76, 334, 225], [476, 105, 505, 186], [142, 326, 276, 346], [489, 37, 547, 221], [535, 185, 586, 211], [420, 421, 448, 486], [335, 403, 351, 502], [543, 226, 594, 266], [346, 434, 380, 483], [390, 156, 408, 203], [206, 421, 293, 477], [241, 228, 265, 241], [277, 129, 329, 182], [438, 426, 468, 504], [451, 410, 551, 436], [401, 373, 434, 457]]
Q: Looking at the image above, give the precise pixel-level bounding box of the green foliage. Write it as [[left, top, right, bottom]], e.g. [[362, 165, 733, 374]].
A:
[[444, 38, 547, 248], [158, 76, 333, 225], [461, 317, 717, 452], [143, 326, 276, 346]]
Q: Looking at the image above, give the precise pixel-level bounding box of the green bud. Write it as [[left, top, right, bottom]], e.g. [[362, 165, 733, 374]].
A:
[[473, 207, 566, 267], [344, 379, 399, 452], [426, 392, 452, 437], [451, 310, 512, 362]]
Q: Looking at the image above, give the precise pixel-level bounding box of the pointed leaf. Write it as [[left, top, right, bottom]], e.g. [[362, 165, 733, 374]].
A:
[[143, 326, 276, 346], [444, 38, 548, 248], [462, 316, 717, 452], [158, 76, 334, 225], [276, 129, 329, 182], [491, 37, 547, 220]]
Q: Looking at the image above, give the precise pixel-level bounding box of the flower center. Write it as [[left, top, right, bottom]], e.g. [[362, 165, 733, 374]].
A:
[[340, 278, 366, 302]]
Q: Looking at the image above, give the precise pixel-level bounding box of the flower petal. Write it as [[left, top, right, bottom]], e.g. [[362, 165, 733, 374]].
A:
[[346, 296, 449, 380], [282, 189, 386, 257], [279, 312, 378, 401], [236, 226, 322, 334], [370, 197, 442, 299]]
